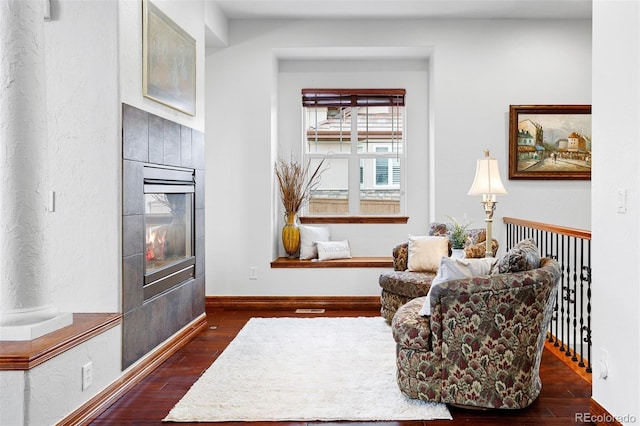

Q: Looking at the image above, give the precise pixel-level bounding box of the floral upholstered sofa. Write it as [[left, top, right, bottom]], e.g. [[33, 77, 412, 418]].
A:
[[391, 242, 561, 409], [379, 222, 498, 323]]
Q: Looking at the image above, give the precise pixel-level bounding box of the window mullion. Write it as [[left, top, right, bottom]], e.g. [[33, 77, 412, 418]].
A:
[[349, 106, 359, 214]]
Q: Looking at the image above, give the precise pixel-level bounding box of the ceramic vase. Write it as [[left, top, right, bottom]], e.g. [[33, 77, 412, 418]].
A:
[[282, 211, 300, 257], [451, 248, 465, 259]]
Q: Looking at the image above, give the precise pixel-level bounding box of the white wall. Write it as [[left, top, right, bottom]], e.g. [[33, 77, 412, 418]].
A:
[[44, 0, 209, 314], [120, 0, 206, 131], [44, 0, 208, 314], [277, 56, 431, 253], [0, 1, 208, 424], [44, 0, 120, 313], [592, 1, 640, 423], [0, 371, 24, 425], [29, 326, 122, 425], [431, 20, 592, 232], [204, 18, 591, 296]]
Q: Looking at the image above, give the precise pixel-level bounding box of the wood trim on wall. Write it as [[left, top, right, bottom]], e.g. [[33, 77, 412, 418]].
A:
[[544, 340, 592, 385], [299, 216, 408, 224], [206, 296, 381, 311], [0, 313, 121, 371], [270, 256, 392, 268], [60, 299, 381, 424], [57, 313, 207, 426], [590, 398, 624, 426]]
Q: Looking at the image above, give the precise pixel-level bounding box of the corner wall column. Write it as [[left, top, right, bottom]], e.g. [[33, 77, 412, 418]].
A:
[[0, 0, 71, 340]]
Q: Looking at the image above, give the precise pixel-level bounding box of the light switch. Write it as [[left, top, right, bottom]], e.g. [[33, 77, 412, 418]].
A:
[[617, 188, 627, 213], [48, 191, 55, 212]]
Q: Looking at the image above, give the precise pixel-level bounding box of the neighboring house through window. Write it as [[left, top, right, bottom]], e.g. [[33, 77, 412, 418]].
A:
[[302, 88, 405, 216]]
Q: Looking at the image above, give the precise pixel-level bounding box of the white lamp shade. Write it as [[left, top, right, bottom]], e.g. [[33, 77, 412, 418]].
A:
[[468, 155, 507, 195]]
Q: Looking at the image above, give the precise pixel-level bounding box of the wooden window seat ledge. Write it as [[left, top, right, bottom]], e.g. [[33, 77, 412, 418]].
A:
[[271, 256, 393, 268]]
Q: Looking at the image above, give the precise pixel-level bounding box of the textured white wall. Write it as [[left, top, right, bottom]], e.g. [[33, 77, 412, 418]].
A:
[[0, 1, 207, 424], [0, 371, 25, 425], [1, 1, 122, 423], [591, 0, 640, 422], [41, 0, 208, 318], [44, 0, 120, 314], [0, 0, 51, 321], [28, 326, 122, 425], [204, 18, 592, 297]]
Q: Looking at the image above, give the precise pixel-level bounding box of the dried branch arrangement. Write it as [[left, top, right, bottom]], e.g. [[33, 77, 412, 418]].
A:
[[275, 156, 327, 213]]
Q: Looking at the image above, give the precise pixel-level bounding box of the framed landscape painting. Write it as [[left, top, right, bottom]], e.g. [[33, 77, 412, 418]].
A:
[[508, 105, 591, 180], [142, 0, 196, 116]]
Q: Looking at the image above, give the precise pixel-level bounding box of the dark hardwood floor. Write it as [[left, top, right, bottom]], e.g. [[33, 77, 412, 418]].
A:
[[91, 307, 592, 425]]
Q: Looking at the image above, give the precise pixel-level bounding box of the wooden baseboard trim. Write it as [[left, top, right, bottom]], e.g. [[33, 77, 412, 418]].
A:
[[590, 398, 624, 426], [57, 313, 208, 426], [544, 339, 592, 385], [206, 295, 381, 311]]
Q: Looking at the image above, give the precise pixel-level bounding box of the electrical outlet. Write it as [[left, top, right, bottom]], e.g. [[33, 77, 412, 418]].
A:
[[599, 349, 608, 380], [82, 361, 93, 390], [617, 188, 627, 213], [249, 267, 258, 280]]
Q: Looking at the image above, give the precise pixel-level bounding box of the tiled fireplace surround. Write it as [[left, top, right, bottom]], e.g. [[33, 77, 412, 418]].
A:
[[122, 104, 205, 368]]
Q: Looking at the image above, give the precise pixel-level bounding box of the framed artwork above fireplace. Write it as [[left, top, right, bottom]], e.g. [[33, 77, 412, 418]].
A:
[[142, 0, 196, 116]]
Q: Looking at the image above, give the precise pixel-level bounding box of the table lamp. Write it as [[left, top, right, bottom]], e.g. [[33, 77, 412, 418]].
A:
[[468, 149, 507, 257]]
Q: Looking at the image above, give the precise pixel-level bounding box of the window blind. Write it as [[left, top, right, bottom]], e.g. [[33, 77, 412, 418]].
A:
[[302, 88, 405, 108]]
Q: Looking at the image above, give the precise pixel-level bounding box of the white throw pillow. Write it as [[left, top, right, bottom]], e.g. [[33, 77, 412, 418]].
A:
[[419, 257, 497, 316], [407, 235, 449, 272], [316, 240, 352, 261], [298, 225, 331, 259]]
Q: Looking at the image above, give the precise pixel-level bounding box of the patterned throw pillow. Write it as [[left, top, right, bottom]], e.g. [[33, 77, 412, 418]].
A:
[[419, 256, 496, 316], [316, 240, 352, 261], [491, 238, 540, 274], [465, 228, 486, 245], [428, 222, 449, 237]]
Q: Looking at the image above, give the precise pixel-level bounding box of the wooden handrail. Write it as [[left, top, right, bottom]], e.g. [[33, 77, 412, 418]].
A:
[[503, 217, 591, 240], [504, 216, 593, 376]]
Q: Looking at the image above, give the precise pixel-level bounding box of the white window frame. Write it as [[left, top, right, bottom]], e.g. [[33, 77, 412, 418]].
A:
[[373, 145, 400, 188], [302, 89, 406, 217]]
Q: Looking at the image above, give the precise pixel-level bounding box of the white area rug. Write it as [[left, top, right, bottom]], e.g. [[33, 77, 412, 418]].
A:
[[164, 316, 452, 422]]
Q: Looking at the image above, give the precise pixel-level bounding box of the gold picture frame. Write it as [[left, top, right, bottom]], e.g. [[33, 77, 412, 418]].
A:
[[142, 0, 196, 116], [508, 105, 591, 180]]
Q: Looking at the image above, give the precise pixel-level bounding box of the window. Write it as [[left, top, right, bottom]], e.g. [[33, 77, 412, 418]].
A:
[[373, 146, 400, 187], [302, 89, 405, 217]]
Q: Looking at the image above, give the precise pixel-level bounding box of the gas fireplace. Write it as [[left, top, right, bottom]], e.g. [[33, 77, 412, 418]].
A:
[[122, 103, 205, 368], [143, 165, 195, 300]]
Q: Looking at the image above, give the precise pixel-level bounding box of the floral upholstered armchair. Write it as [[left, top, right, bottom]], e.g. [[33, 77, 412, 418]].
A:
[[391, 256, 561, 409], [379, 222, 498, 323]]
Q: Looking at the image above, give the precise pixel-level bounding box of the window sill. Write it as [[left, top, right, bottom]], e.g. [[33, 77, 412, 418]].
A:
[[271, 257, 393, 268], [299, 216, 408, 224]]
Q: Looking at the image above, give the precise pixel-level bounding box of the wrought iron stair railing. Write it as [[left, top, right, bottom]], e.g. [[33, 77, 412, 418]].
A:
[[503, 217, 592, 374]]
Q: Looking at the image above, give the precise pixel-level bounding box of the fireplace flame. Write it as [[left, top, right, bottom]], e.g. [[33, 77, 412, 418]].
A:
[[146, 226, 167, 261]]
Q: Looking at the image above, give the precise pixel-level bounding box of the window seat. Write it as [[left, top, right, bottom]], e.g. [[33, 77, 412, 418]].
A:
[[271, 256, 393, 268]]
